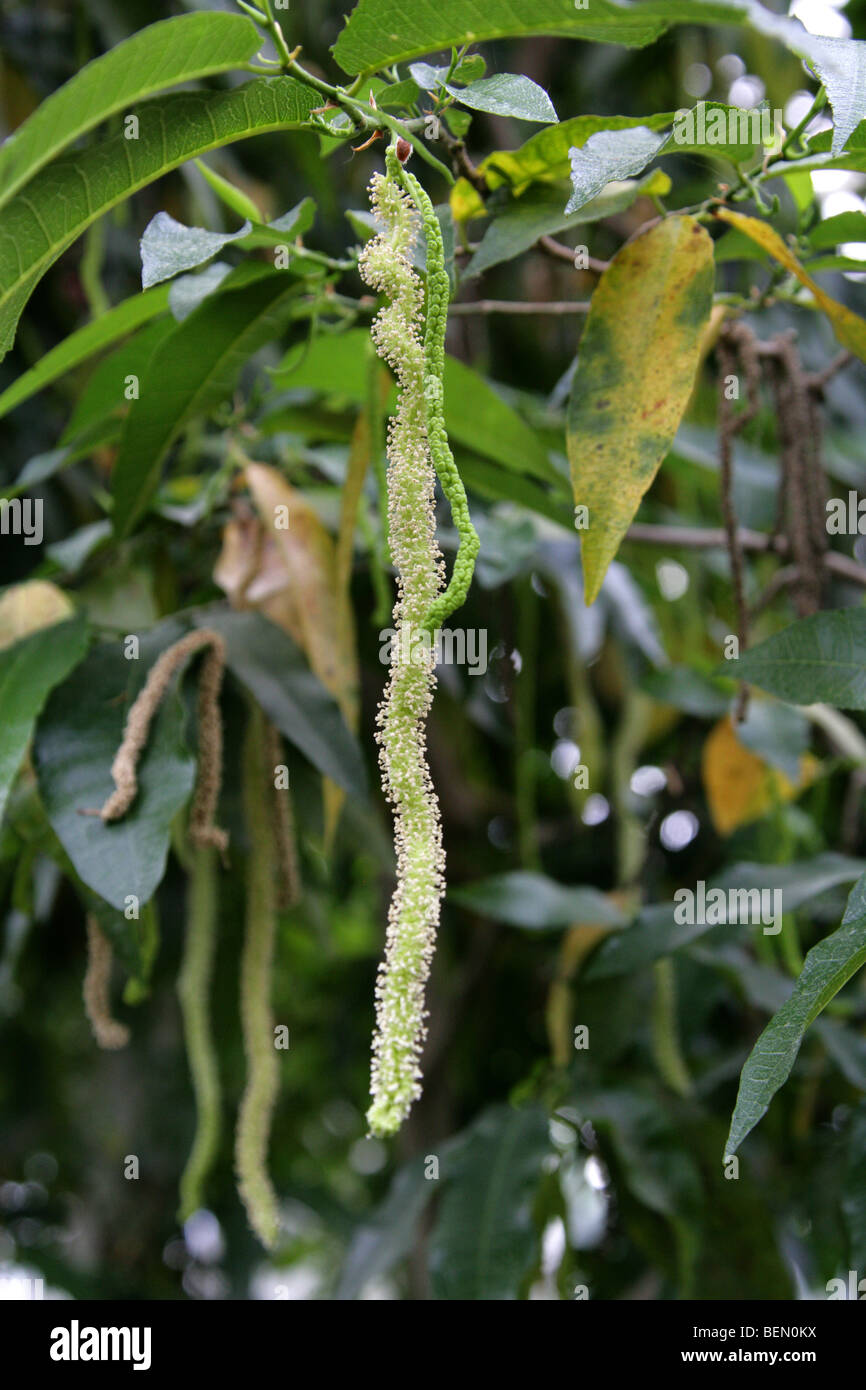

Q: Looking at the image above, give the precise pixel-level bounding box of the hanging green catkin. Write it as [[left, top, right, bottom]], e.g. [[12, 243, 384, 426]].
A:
[[396, 155, 479, 633], [177, 844, 221, 1222], [358, 147, 448, 1138], [235, 705, 280, 1248]]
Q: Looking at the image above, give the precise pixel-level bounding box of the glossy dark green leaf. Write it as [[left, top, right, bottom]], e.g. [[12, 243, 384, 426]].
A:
[[272, 328, 555, 481], [725, 872, 866, 1154], [730, 609, 866, 708], [0, 615, 90, 824], [587, 854, 866, 979], [0, 12, 260, 212], [450, 871, 627, 929], [111, 272, 303, 536], [336, 1157, 437, 1299], [428, 1103, 550, 1300], [33, 621, 197, 912], [0, 77, 319, 360], [0, 285, 171, 421], [333, 0, 671, 76]]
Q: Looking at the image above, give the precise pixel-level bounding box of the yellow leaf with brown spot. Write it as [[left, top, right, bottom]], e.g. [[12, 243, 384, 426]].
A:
[[567, 215, 714, 605], [702, 715, 816, 836], [715, 208, 866, 363]]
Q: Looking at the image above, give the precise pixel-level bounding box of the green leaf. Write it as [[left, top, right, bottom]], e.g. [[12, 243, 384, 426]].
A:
[[0, 77, 319, 361], [168, 264, 234, 324], [0, 12, 260, 214], [428, 1103, 550, 1300], [194, 159, 263, 224], [450, 74, 557, 124], [333, 0, 672, 76], [0, 615, 90, 825], [272, 328, 556, 481], [725, 872, 866, 1155], [191, 609, 367, 800], [586, 854, 866, 980], [806, 210, 866, 250], [450, 871, 627, 928], [0, 285, 170, 421], [140, 213, 253, 289], [458, 455, 572, 528], [641, 665, 733, 717], [797, 33, 866, 157], [142, 200, 318, 289], [735, 699, 810, 782], [86, 894, 159, 1002], [336, 1157, 438, 1299], [62, 317, 175, 442], [566, 126, 668, 214], [481, 112, 675, 193], [731, 609, 866, 709], [111, 271, 303, 537], [843, 1101, 866, 1268], [466, 170, 671, 277], [568, 216, 714, 604], [33, 622, 198, 913]]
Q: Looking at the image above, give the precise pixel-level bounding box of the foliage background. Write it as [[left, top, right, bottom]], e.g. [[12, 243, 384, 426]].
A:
[[0, 0, 866, 1300]]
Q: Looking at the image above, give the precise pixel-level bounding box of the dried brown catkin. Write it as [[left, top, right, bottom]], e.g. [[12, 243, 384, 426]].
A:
[[100, 629, 228, 853]]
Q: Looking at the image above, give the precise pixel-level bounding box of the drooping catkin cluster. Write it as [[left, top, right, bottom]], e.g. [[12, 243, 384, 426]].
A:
[[100, 628, 228, 854], [359, 151, 449, 1138], [235, 706, 281, 1248], [83, 915, 131, 1050]]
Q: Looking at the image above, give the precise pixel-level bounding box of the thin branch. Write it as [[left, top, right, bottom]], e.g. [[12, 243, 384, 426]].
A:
[[538, 235, 610, 273], [449, 299, 591, 316], [625, 523, 779, 551], [624, 523, 866, 589]]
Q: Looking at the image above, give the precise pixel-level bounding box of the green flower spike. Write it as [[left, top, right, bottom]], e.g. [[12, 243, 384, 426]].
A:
[[395, 152, 480, 633], [359, 158, 446, 1138]]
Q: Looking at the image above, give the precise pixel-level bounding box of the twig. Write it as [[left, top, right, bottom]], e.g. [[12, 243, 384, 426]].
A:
[[449, 299, 591, 316], [624, 523, 866, 589], [538, 235, 610, 273]]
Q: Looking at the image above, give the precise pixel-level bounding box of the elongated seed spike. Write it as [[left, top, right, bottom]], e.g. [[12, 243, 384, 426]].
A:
[[359, 159, 446, 1137], [235, 705, 281, 1246], [397, 163, 479, 632], [177, 845, 221, 1223]]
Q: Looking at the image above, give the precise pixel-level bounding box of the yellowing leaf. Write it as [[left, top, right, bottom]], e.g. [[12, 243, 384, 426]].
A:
[[449, 176, 486, 225], [702, 715, 817, 836], [0, 579, 74, 649], [480, 113, 675, 195], [715, 207, 866, 362], [567, 215, 714, 605]]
